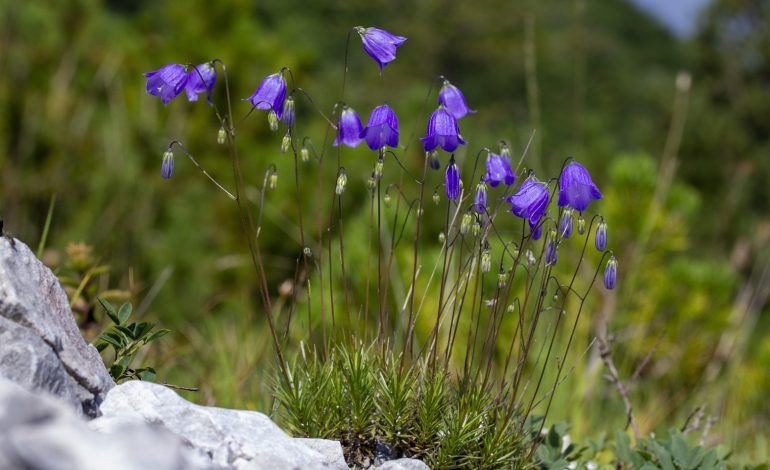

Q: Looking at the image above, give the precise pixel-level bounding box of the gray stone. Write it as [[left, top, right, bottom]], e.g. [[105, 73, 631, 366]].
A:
[[296, 438, 348, 469], [0, 237, 114, 417], [376, 459, 431, 470], [0, 376, 213, 470], [95, 380, 348, 469]]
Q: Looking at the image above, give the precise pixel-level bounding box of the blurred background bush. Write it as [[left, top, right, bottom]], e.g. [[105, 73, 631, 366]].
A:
[[1, 0, 768, 463]]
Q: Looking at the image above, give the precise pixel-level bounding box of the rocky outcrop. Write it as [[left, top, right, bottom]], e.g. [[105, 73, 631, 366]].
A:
[[92, 380, 348, 470], [0, 237, 114, 417]]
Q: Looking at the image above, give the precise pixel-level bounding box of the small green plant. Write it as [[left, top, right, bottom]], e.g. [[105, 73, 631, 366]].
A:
[[94, 298, 170, 383]]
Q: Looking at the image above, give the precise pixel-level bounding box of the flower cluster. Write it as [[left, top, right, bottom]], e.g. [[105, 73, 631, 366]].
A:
[[144, 62, 216, 105]]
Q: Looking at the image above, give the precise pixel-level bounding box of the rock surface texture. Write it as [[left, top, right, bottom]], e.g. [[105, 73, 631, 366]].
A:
[[0, 376, 212, 470], [0, 237, 114, 417], [93, 380, 348, 470]]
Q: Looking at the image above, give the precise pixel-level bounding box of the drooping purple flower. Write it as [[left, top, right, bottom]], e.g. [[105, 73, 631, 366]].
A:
[[334, 106, 364, 148], [161, 151, 174, 179], [355, 27, 407, 73], [559, 210, 573, 238], [445, 156, 460, 200], [144, 64, 188, 105], [184, 62, 216, 103], [485, 153, 516, 187], [361, 104, 399, 150], [245, 72, 287, 119], [474, 181, 487, 214], [438, 80, 476, 119], [506, 177, 550, 230], [428, 151, 441, 170], [558, 161, 602, 212], [604, 255, 618, 290], [595, 219, 608, 251], [421, 107, 466, 153], [545, 241, 558, 266]]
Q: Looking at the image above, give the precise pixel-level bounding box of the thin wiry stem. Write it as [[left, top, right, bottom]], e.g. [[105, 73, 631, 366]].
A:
[[168, 141, 236, 200]]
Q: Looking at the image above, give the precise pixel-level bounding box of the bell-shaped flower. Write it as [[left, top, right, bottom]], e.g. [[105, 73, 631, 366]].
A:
[[445, 156, 461, 200], [474, 181, 488, 214], [604, 255, 618, 290], [558, 161, 602, 212], [185, 62, 216, 103], [361, 104, 399, 150], [438, 80, 476, 119], [356, 27, 406, 73], [485, 153, 515, 187], [144, 64, 188, 105], [245, 72, 287, 119], [421, 107, 466, 153], [334, 106, 364, 148], [507, 177, 550, 230]]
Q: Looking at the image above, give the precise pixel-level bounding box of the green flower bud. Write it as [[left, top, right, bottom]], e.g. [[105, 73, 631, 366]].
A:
[[268, 110, 279, 131], [438, 231, 446, 244], [280, 132, 291, 153], [300, 145, 310, 163], [460, 212, 472, 235], [577, 214, 586, 235], [374, 157, 384, 179], [481, 249, 492, 273], [432, 191, 440, 206], [384, 193, 392, 207], [335, 169, 348, 195], [217, 126, 227, 145], [268, 171, 278, 190]]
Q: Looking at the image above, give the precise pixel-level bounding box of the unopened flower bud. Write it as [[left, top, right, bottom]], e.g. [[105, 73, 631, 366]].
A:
[[560, 209, 573, 238], [433, 191, 440, 206], [217, 126, 227, 145], [417, 207, 424, 217], [472, 220, 481, 237], [507, 303, 515, 313], [268, 171, 278, 190], [300, 145, 310, 163], [282, 96, 295, 127], [268, 110, 279, 131], [460, 212, 472, 235], [384, 193, 392, 207], [501, 143, 511, 159], [335, 169, 348, 195], [280, 132, 291, 153], [498, 268, 509, 289], [161, 150, 174, 179], [595, 218, 608, 251], [438, 231, 446, 244], [545, 241, 558, 266], [374, 157, 384, 179], [526, 249, 535, 267], [481, 249, 492, 273], [428, 151, 441, 170], [366, 177, 376, 192], [303, 246, 312, 257], [604, 255, 618, 290], [577, 214, 586, 235]]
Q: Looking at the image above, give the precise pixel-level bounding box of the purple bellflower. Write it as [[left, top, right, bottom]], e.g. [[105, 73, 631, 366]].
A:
[[361, 104, 399, 150], [145, 64, 188, 105], [355, 27, 407, 73], [558, 161, 602, 212], [474, 181, 488, 214], [421, 107, 466, 153], [531, 223, 543, 240], [438, 80, 476, 119], [334, 106, 364, 148], [185, 62, 216, 103], [485, 153, 516, 187], [595, 218, 608, 251], [445, 156, 461, 200], [604, 255, 617, 289], [507, 177, 550, 232], [245, 72, 287, 119]]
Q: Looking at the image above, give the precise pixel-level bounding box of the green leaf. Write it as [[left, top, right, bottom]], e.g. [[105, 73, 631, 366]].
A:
[[100, 332, 124, 350], [547, 426, 561, 448], [117, 303, 132, 325], [98, 298, 120, 325], [136, 367, 156, 382], [95, 342, 108, 352], [110, 363, 126, 380], [144, 329, 170, 343], [133, 322, 155, 340], [648, 439, 676, 470]]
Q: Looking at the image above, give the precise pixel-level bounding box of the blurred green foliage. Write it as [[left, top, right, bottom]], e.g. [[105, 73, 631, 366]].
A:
[[1, 0, 769, 464]]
